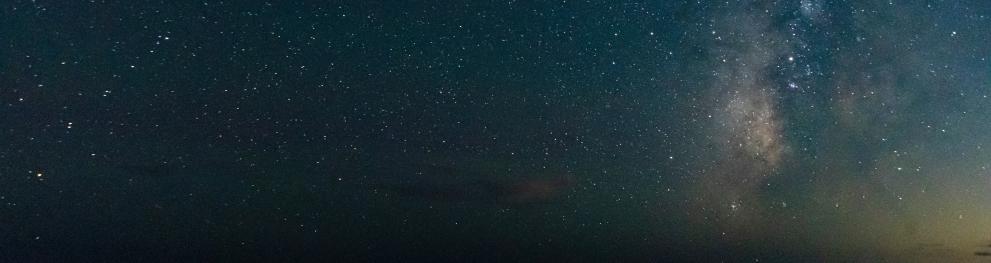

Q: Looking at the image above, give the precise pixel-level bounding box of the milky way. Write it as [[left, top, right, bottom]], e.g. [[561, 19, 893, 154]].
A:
[[693, 1, 792, 234], [687, 1, 991, 257]]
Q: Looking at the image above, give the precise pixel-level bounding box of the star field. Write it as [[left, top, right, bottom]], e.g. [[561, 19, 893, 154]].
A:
[[1, 0, 991, 262]]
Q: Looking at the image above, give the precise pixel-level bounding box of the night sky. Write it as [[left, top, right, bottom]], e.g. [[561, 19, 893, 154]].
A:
[[2, 0, 991, 262]]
